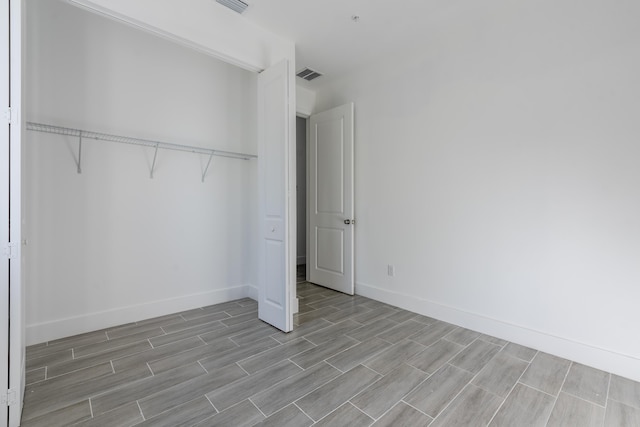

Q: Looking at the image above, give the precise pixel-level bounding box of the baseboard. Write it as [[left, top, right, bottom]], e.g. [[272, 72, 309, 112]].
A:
[[26, 284, 252, 345], [297, 256, 306, 265], [356, 281, 640, 383], [246, 284, 259, 301]]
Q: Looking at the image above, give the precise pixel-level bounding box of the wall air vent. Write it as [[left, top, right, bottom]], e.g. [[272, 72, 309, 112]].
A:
[[216, 0, 249, 14], [296, 68, 323, 82]]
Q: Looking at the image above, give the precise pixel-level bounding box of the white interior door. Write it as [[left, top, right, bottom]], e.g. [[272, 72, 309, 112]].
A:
[[0, 0, 9, 423], [8, 1, 23, 425], [309, 103, 355, 295], [257, 60, 293, 332]]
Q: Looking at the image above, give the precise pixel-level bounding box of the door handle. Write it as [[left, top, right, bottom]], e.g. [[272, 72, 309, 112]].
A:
[[344, 219, 355, 225]]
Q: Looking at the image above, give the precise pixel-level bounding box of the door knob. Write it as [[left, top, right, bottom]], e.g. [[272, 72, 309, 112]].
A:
[[344, 219, 351, 225]]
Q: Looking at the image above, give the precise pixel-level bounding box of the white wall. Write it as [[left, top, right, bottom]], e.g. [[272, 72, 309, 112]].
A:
[[25, 0, 258, 344], [315, 0, 640, 381]]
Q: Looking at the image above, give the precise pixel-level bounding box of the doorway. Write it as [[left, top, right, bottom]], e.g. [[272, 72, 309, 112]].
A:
[[296, 116, 308, 285]]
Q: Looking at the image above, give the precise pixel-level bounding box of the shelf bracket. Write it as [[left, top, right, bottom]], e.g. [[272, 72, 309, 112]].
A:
[[150, 143, 160, 179], [202, 153, 214, 183], [77, 132, 83, 174]]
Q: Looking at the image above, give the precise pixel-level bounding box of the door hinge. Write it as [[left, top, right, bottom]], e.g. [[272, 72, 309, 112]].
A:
[[3, 242, 17, 259], [4, 107, 13, 124], [1, 389, 17, 406]]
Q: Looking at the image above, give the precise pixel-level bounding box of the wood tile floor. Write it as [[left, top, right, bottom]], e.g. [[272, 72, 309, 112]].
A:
[[23, 280, 640, 426]]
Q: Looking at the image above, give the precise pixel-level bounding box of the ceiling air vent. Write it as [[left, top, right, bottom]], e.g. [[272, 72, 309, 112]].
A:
[[216, 0, 249, 14], [296, 68, 323, 82]]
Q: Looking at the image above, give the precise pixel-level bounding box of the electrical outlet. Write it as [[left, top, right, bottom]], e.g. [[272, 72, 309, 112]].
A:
[[387, 264, 395, 277]]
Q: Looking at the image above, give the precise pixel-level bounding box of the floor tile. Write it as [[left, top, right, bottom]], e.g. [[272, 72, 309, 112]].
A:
[[443, 327, 480, 346], [604, 399, 640, 426], [351, 363, 429, 419], [23, 364, 151, 421], [561, 362, 609, 406], [161, 312, 230, 334], [314, 403, 373, 427], [206, 360, 302, 411], [73, 328, 164, 358], [194, 399, 264, 427], [48, 340, 152, 378], [106, 316, 182, 339], [138, 364, 247, 418], [372, 402, 433, 427], [229, 323, 279, 346], [179, 301, 243, 320], [270, 318, 333, 344], [147, 337, 239, 374], [252, 404, 313, 427], [472, 352, 529, 398], [304, 319, 362, 345], [409, 322, 458, 347], [365, 339, 426, 375], [294, 306, 340, 325], [111, 336, 205, 372], [519, 352, 571, 396], [429, 384, 502, 427], [408, 339, 464, 374], [26, 367, 46, 385], [26, 349, 73, 371], [199, 319, 267, 343], [404, 363, 474, 418], [489, 383, 554, 427], [26, 330, 108, 361], [296, 364, 381, 421], [198, 337, 280, 372], [346, 318, 398, 342], [91, 362, 205, 415], [148, 320, 226, 347], [238, 338, 316, 373], [21, 401, 91, 427], [74, 402, 143, 426], [326, 338, 392, 372], [289, 335, 358, 369], [136, 396, 216, 427], [220, 312, 258, 327], [447, 339, 500, 374], [251, 362, 341, 416], [385, 309, 419, 324], [502, 342, 537, 362], [478, 334, 508, 347], [351, 307, 397, 324], [609, 374, 640, 409], [376, 319, 429, 344], [546, 392, 605, 427]]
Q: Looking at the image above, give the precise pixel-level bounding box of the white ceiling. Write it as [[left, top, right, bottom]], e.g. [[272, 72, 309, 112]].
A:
[[242, 0, 456, 88]]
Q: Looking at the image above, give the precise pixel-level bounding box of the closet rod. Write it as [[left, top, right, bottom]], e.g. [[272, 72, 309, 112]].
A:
[[26, 122, 258, 161]]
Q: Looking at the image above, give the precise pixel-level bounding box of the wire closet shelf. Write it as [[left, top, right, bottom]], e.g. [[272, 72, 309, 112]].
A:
[[26, 121, 257, 181]]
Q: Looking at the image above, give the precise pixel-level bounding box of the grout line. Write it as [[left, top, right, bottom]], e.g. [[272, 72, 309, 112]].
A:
[[205, 395, 219, 414], [561, 389, 608, 409], [401, 399, 435, 420], [236, 361, 251, 376], [136, 401, 146, 421], [248, 397, 268, 419], [603, 373, 612, 425], [293, 402, 317, 423], [198, 360, 209, 374], [88, 398, 94, 418], [516, 381, 557, 399], [543, 361, 573, 425], [110, 360, 115, 374], [486, 353, 532, 425]]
